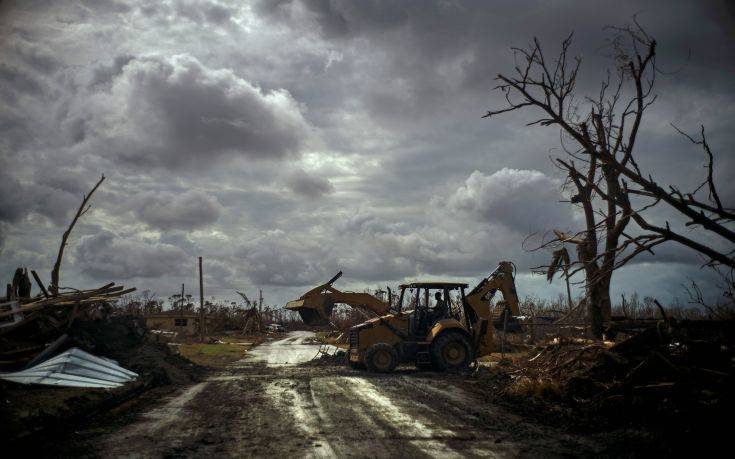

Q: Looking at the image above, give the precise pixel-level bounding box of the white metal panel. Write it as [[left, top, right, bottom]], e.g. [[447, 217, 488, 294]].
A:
[[0, 347, 138, 388]]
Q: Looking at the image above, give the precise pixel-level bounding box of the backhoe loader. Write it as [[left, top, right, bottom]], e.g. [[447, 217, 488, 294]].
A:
[[285, 261, 521, 372]]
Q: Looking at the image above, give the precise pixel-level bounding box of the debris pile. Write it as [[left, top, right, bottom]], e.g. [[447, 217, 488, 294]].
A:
[[1, 315, 205, 440], [491, 319, 734, 429], [1, 279, 135, 371], [305, 345, 346, 366]]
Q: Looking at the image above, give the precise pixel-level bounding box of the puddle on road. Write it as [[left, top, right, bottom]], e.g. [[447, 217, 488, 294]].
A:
[[246, 331, 336, 367]]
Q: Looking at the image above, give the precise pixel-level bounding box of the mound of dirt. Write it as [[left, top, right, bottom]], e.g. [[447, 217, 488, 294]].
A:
[[70, 316, 205, 386], [1, 315, 206, 440]]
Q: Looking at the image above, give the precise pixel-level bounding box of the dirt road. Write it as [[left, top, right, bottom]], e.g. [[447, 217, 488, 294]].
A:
[[74, 331, 598, 458]]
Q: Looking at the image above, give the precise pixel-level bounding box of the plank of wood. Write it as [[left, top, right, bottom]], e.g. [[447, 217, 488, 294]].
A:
[[0, 345, 44, 356], [31, 270, 50, 298], [24, 334, 69, 368]]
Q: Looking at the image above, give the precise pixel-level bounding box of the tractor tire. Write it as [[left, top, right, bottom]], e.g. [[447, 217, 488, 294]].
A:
[[348, 359, 366, 370], [430, 332, 472, 372], [365, 343, 398, 373]]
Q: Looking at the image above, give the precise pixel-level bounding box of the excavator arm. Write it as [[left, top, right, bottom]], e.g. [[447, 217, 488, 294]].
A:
[[465, 261, 520, 318], [463, 261, 520, 355], [285, 272, 391, 326]]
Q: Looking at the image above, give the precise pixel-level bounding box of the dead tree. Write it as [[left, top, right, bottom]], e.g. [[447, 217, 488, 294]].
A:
[[236, 290, 262, 332], [483, 29, 644, 336], [484, 22, 733, 334], [50, 175, 105, 296], [546, 245, 573, 312]]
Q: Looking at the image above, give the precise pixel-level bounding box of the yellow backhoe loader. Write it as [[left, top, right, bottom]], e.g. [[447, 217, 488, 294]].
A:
[[285, 261, 520, 372]]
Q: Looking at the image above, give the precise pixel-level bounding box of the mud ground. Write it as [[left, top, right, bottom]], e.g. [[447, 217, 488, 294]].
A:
[[12, 331, 657, 458]]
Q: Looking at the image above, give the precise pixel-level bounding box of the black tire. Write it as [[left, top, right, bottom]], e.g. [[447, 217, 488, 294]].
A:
[[348, 359, 366, 370], [430, 332, 473, 371], [365, 343, 398, 373]]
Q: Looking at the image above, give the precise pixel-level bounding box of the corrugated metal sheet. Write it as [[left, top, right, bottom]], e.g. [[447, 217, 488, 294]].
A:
[[0, 347, 138, 388]]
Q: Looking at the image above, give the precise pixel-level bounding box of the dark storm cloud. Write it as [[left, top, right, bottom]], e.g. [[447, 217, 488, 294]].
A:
[[235, 230, 334, 286], [0, 171, 32, 223], [133, 189, 223, 230], [0, 36, 58, 101], [300, 0, 350, 38], [12, 38, 60, 75], [85, 54, 311, 169], [89, 54, 135, 88], [285, 170, 335, 198], [0, 63, 44, 97], [445, 168, 574, 233], [76, 231, 188, 279], [173, 0, 236, 25], [0, 167, 79, 226], [33, 167, 87, 196], [0, 0, 732, 306], [80, 0, 132, 14]]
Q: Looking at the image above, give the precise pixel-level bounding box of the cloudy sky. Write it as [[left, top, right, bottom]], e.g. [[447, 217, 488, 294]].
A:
[[1, 0, 733, 308]]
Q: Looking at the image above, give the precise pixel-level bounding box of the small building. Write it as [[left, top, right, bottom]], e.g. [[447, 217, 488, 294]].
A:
[[144, 311, 206, 335]]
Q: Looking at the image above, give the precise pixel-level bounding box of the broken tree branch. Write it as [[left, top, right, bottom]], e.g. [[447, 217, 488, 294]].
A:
[[50, 175, 105, 296]]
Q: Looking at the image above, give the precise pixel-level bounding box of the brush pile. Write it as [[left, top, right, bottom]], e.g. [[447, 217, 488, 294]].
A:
[[495, 319, 735, 428], [1, 269, 135, 371], [305, 345, 346, 366]]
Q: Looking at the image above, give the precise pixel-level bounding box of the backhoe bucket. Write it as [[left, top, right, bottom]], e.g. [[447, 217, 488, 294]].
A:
[[285, 295, 335, 326]]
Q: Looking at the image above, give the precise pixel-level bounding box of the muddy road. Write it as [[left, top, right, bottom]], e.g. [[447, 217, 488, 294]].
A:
[[66, 331, 598, 458]]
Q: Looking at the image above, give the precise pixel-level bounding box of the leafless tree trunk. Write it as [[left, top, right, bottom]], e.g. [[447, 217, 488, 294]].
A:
[[50, 175, 105, 296], [484, 22, 733, 335]]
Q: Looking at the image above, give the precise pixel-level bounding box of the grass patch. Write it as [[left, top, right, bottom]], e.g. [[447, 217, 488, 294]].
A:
[[178, 343, 249, 368]]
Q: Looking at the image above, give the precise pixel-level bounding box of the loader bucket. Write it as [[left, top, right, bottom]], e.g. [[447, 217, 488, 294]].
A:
[[285, 295, 335, 326]]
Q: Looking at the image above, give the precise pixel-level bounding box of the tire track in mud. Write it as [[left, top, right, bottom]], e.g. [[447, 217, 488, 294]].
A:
[[306, 377, 443, 458], [322, 376, 464, 457], [96, 381, 211, 457], [73, 332, 598, 458]]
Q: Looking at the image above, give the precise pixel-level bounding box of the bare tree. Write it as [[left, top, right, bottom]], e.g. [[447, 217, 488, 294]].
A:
[[50, 175, 105, 295], [484, 22, 733, 335]]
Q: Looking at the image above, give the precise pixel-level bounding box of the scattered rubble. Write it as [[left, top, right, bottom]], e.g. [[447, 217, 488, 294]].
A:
[[474, 318, 735, 442], [1, 315, 205, 440]]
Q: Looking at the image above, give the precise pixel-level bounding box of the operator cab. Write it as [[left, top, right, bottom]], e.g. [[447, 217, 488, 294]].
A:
[[397, 282, 469, 338]]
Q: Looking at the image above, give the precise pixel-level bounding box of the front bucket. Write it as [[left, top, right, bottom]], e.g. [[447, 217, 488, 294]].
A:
[[285, 296, 335, 326]]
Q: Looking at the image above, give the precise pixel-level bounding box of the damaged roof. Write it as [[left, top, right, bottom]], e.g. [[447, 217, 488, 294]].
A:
[[0, 347, 138, 388]]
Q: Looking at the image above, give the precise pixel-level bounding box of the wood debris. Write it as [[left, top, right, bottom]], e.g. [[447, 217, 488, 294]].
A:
[[493, 318, 734, 424], [0, 270, 135, 371]]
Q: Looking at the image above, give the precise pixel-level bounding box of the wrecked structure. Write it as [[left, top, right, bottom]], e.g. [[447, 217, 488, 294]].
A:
[[1, 272, 136, 374], [144, 310, 208, 336], [0, 175, 143, 387]]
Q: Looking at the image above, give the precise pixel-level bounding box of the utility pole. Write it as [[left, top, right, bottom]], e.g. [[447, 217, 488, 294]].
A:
[[258, 289, 263, 332], [180, 283, 185, 313], [199, 256, 204, 343]]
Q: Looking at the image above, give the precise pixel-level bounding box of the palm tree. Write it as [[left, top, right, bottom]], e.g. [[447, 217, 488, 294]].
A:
[[547, 246, 574, 312]]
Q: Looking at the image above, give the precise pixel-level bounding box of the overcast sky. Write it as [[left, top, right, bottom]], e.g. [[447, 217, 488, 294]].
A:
[[1, 0, 733, 308]]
